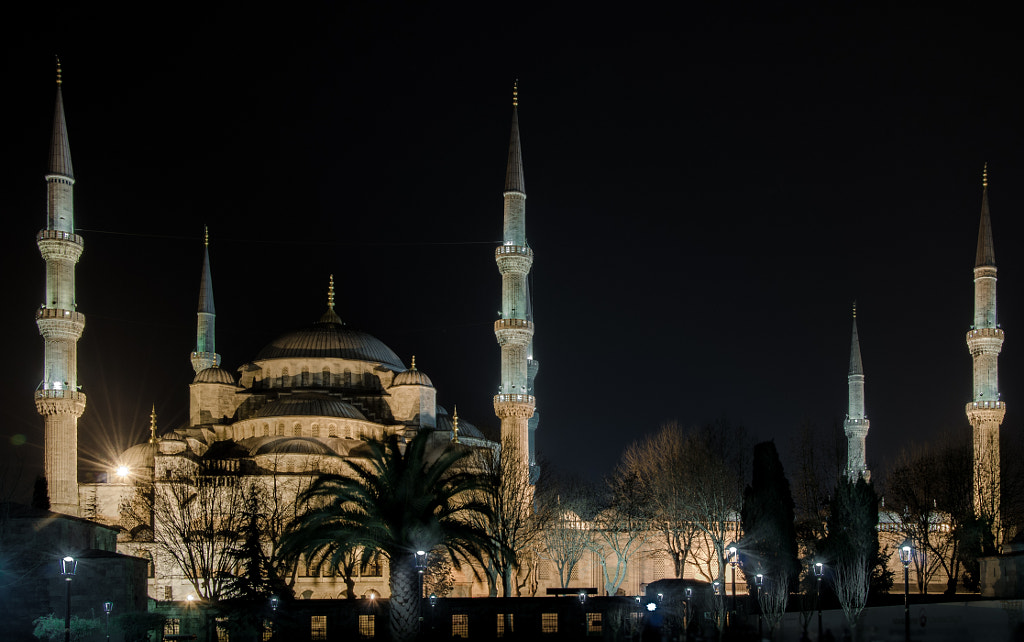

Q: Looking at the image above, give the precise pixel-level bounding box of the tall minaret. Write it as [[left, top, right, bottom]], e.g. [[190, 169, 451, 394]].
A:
[[190, 227, 220, 373], [844, 302, 870, 481], [966, 163, 1004, 538], [35, 58, 86, 515], [493, 81, 536, 484]]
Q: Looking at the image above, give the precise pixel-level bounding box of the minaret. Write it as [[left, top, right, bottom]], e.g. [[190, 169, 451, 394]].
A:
[[843, 302, 870, 481], [35, 58, 86, 515], [493, 81, 536, 484], [966, 163, 1004, 538], [190, 226, 220, 373]]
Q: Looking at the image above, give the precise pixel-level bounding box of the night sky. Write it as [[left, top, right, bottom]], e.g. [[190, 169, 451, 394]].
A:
[[3, 5, 1024, 498]]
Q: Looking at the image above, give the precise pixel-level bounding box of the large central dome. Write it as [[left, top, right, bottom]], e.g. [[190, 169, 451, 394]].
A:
[[256, 308, 405, 369]]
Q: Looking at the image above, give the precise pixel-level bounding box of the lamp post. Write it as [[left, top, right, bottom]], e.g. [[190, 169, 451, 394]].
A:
[[728, 545, 738, 614], [269, 595, 279, 639], [684, 587, 693, 641], [813, 563, 824, 641], [429, 593, 437, 635], [60, 556, 77, 642], [103, 602, 113, 641], [755, 573, 764, 641], [899, 540, 913, 642], [415, 550, 428, 634]]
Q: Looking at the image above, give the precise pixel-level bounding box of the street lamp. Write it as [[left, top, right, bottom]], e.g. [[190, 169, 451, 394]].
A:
[[684, 587, 693, 641], [728, 545, 738, 613], [579, 590, 587, 605], [813, 562, 824, 642], [755, 573, 764, 641], [103, 602, 113, 641], [269, 595, 279, 638], [899, 539, 914, 642], [60, 556, 77, 642]]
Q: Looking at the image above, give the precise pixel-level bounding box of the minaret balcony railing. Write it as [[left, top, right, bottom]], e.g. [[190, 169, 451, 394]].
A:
[[36, 229, 83, 245], [495, 245, 532, 259], [36, 308, 85, 323], [494, 393, 536, 405], [966, 327, 1004, 339], [494, 318, 534, 331], [34, 388, 86, 401], [968, 400, 1003, 410]]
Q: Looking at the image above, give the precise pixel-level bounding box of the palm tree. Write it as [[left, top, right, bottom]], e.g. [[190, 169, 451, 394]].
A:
[[281, 432, 498, 642]]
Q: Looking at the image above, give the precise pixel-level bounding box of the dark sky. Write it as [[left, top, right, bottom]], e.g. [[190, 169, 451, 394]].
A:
[[3, 5, 1024, 498]]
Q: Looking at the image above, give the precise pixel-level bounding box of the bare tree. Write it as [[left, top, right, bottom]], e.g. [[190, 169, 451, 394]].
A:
[[475, 437, 547, 597], [589, 467, 652, 595], [539, 477, 594, 588], [121, 469, 250, 601], [831, 556, 870, 636], [757, 572, 791, 640]]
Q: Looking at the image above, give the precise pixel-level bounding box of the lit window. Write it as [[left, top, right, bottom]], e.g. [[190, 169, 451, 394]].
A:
[[587, 613, 602, 636], [164, 618, 180, 635], [452, 614, 469, 638], [358, 614, 375, 639], [310, 615, 327, 640], [496, 614, 514, 638], [542, 613, 558, 634]]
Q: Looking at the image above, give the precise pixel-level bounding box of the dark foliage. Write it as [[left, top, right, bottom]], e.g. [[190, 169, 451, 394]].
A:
[[739, 441, 800, 589]]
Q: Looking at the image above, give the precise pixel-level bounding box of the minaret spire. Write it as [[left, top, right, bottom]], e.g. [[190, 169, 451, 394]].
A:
[[966, 163, 1005, 543], [191, 227, 220, 373], [36, 58, 86, 514], [149, 405, 158, 443], [844, 302, 870, 480], [494, 81, 536, 487]]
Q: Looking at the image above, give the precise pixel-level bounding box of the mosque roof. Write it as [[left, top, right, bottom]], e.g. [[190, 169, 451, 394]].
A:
[[255, 308, 405, 369], [118, 442, 157, 470], [254, 437, 339, 457], [253, 396, 367, 421], [193, 366, 237, 385]]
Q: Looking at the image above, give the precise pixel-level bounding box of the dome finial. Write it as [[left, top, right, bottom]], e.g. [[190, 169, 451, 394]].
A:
[[204, 225, 209, 248], [410, 355, 417, 370], [852, 300, 857, 319], [512, 79, 518, 107], [452, 405, 460, 443], [328, 274, 335, 311], [149, 404, 158, 443], [983, 162, 989, 189], [55, 55, 62, 86]]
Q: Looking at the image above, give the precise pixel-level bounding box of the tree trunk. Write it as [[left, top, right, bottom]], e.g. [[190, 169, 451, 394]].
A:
[[389, 558, 420, 642]]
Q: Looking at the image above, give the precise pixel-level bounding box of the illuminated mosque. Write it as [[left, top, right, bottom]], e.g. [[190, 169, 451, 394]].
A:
[[32, 57, 1006, 604]]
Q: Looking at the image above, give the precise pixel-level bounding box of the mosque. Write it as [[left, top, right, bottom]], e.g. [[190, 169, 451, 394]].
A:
[[32, 58, 1006, 605]]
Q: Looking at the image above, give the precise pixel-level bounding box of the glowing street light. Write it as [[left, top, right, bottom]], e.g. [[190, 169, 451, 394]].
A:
[[814, 562, 824, 641], [899, 539, 914, 642], [103, 602, 113, 641], [727, 544, 739, 613], [116, 465, 130, 479], [60, 556, 76, 642]]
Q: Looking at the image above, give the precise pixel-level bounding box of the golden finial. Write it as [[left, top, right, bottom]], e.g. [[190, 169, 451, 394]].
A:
[[149, 404, 158, 443], [328, 274, 335, 311], [55, 56, 62, 86], [983, 162, 989, 189], [852, 300, 857, 319], [410, 355, 417, 371], [512, 79, 518, 108], [204, 225, 209, 248], [452, 405, 460, 443]]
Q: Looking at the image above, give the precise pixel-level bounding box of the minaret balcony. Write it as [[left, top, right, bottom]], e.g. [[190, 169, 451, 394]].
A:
[[493, 394, 536, 419], [495, 245, 533, 274], [966, 328, 1004, 355], [36, 308, 85, 324], [34, 389, 87, 416], [37, 229, 83, 245], [967, 400, 1004, 410], [966, 401, 1006, 426]]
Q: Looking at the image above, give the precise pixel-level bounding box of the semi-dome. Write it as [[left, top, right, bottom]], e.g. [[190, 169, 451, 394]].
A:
[[253, 396, 367, 420], [118, 442, 157, 471], [255, 308, 405, 369], [436, 406, 486, 439], [254, 437, 339, 457], [392, 356, 433, 387], [193, 366, 238, 385]]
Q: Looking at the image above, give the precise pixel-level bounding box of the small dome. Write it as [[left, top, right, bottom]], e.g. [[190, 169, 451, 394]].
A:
[[253, 396, 367, 420], [118, 442, 157, 470], [392, 357, 433, 387], [255, 311, 405, 369], [193, 366, 238, 385], [255, 437, 340, 457]]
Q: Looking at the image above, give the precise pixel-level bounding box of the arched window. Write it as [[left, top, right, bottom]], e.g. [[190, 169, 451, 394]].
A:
[[322, 368, 331, 387], [263, 423, 270, 436], [293, 422, 302, 437], [281, 368, 290, 387], [343, 370, 352, 386], [276, 423, 284, 436], [311, 423, 320, 438], [328, 424, 337, 438], [140, 549, 154, 578], [301, 367, 310, 386]]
